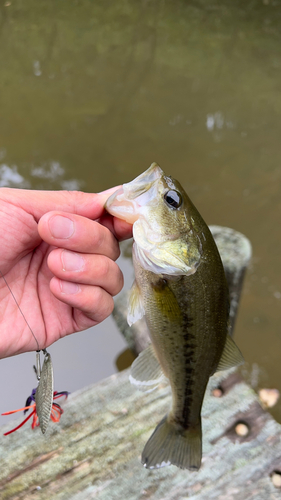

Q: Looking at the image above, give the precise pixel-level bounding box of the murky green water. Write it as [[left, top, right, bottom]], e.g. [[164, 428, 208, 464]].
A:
[[1, 0, 281, 423]]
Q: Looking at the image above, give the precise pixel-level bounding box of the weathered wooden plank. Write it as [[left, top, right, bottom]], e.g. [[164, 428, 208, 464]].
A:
[[1, 369, 281, 499], [209, 226, 252, 335], [1, 225, 280, 499]]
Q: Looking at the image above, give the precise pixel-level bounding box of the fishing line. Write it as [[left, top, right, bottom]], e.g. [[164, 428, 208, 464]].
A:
[[0, 269, 40, 351], [0, 269, 55, 434]]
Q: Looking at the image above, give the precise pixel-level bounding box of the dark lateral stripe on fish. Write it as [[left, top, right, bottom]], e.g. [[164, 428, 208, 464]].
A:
[[181, 321, 197, 425], [173, 395, 194, 427], [182, 315, 194, 330]]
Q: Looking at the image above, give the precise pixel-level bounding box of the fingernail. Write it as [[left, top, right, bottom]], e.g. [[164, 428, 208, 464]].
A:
[[62, 250, 84, 272], [60, 280, 80, 294], [49, 215, 74, 239]]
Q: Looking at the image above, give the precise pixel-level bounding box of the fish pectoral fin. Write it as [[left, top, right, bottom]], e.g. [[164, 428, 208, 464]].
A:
[[152, 283, 182, 323], [216, 334, 244, 372], [127, 280, 145, 326], [129, 344, 165, 392]]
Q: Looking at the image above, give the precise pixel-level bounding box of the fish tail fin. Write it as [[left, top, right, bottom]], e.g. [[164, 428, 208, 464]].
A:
[[141, 415, 202, 471]]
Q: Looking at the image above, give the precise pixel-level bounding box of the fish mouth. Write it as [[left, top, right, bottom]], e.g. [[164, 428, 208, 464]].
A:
[[105, 162, 163, 224], [106, 163, 201, 277]]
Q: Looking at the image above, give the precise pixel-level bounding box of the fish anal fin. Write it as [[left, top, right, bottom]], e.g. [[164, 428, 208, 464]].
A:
[[129, 344, 165, 392], [216, 334, 244, 373], [141, 415, 202, 471], [127, 280, 145, 326]]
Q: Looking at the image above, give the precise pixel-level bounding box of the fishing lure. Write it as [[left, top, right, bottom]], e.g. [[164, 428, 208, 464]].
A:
[[0, 271, 69, 435], [34, 349, 54, 433], [2, 389, 69, 436]]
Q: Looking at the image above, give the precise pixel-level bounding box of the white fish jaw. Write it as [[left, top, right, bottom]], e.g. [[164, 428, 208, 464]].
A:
[[105, 162, 162, 224]]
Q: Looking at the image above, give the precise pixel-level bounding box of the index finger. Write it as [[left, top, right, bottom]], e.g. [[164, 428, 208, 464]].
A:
[[0, 186, 122, 222]]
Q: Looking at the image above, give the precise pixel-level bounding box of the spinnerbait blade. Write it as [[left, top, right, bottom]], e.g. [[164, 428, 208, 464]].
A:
[[35, 350, 54, 434]]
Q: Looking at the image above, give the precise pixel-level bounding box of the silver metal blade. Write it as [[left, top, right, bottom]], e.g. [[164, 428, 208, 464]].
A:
[[35, 351, 54, 434]]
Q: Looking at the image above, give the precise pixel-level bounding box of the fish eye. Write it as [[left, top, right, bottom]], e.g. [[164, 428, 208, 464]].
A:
[[164, 190, 182, 209]]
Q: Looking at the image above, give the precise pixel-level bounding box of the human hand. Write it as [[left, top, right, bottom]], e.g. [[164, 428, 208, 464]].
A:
[[0, 188, 132, 358]]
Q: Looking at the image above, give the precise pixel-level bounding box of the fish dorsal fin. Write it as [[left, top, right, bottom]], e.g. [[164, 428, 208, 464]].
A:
[[216, 334, 244, 372], [127, 280, 145, 326], [129, 344, 165, 392]]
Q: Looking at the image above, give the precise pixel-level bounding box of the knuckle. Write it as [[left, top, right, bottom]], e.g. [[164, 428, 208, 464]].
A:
[[91, 222, 105, 249], [97, 257, 110, 278], [104, 297, 114, 317], [114, 243, 121, 260], [66, 190, 87, 212], [101, 260, 124, 295], [92, 287, 114, 320], [92, 285, 104, 305], [114, 268, 124, 295]]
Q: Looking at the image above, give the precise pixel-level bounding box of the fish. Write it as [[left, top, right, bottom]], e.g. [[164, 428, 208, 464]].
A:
[[105, 163, 243, 471]]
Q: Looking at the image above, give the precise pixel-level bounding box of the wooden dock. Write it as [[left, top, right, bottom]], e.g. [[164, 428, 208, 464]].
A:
[[1, 227, 281, 499]]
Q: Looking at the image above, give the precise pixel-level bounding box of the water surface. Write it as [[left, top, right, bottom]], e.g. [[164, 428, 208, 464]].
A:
[[0, 0, 281, 424]]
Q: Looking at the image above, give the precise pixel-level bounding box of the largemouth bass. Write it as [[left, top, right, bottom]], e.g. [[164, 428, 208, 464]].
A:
[[105, 163, 243, 471]]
